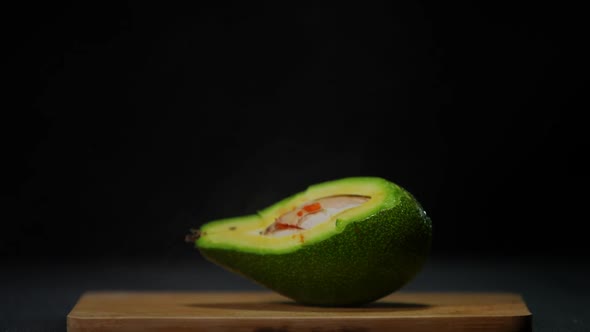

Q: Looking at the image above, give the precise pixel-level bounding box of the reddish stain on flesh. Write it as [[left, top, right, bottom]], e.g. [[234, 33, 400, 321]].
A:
[[275, 223, 304, 231], [302, 202, 322, 213]]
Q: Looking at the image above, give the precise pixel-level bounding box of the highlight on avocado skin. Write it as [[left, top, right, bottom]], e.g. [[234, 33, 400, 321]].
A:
[[186, 177, 432, 307]]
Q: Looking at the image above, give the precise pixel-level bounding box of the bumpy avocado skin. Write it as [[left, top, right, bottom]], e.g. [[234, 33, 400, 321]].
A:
[[197, 187, 432, 306]]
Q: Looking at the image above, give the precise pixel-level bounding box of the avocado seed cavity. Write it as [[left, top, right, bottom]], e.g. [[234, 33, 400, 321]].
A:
[[263, 195, 370, 236]]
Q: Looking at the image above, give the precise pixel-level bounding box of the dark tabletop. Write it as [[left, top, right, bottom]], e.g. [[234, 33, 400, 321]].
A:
[[2, 254, 588, 332]]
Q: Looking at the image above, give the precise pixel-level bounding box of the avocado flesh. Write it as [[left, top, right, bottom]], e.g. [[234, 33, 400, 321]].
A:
[[194, 177, 432, 306]]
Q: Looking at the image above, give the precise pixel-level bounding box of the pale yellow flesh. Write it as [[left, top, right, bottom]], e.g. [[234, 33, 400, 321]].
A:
[[201, 180, 387, 250]]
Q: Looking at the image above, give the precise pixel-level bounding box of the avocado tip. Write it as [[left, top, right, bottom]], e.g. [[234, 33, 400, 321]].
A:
[[185, 229, 202, 243]]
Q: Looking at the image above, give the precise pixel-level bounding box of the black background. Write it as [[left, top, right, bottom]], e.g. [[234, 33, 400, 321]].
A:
[[5, 1, 588, 259], [3, 2, 590, 331]]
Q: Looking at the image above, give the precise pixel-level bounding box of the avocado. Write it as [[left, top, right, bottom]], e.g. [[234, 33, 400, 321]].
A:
[[187, 177, 432, 306]]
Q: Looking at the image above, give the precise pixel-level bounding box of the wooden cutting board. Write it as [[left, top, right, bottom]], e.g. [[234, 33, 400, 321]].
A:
[[67, 291, 531, 332]]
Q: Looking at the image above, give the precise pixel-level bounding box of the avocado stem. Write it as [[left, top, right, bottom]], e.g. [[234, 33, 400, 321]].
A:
[[185, 228, 201, 243]]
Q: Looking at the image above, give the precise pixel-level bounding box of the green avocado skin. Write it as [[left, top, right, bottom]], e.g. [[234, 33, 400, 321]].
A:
[[197, 192, 432, 307]]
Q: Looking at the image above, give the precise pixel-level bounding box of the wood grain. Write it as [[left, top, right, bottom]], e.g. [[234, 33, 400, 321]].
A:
[[67, 291, 532, 332]]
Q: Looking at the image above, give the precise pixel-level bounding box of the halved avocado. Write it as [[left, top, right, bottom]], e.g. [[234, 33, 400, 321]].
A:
[[188, 177, 432, 306]]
